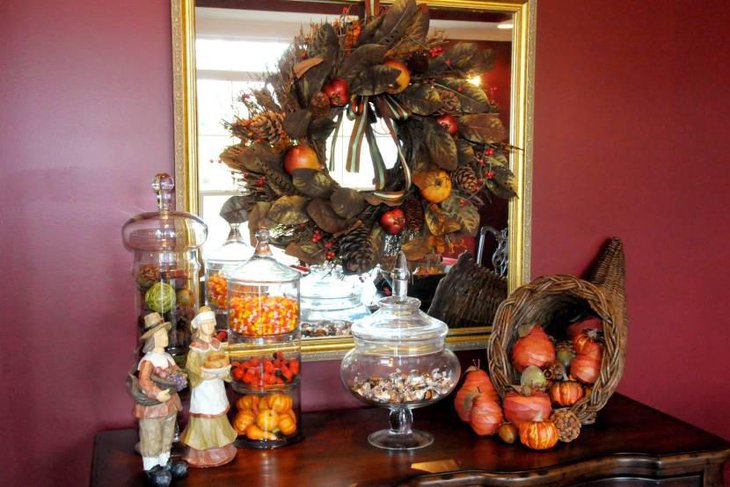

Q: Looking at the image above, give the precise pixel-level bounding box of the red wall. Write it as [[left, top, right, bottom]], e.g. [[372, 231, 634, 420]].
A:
[[1, 0, 729, 485]]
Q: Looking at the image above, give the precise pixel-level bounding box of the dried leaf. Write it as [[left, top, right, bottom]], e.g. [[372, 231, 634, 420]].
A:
[[388, 4, 430, 56], [291, 168, 338, 198], [251, 88, 281, 112], [297, 60, 331, 106], [219, 145, 262, 173], [401, 235, 429, 261], [331, 188, 367, 219], [395, 84, 440, 116], [339, 44, 388, 81], [457, 140, 477, 166], [424, 119, 457, 171], [312, 23, 339, 58], [435, 79, 490, 113], [429, 43, 494, 78], [268, 195, 310, 225], [485, 178, 517, 199], [308, 117, 336, 141], [441, 196, 480, 236], [285, 241, 326, 265], [486, 154, 509, 168], [458, 114, 507, 144], [219, 195, 249, 224], [373, 0, 419, 48], [425, 205, 461, 236], [259, 162, 298, 197], [307, 198, 349, 234], [283, 109, 312, 139], [349, 65, 400, 96], [293, 56, 324, 79]]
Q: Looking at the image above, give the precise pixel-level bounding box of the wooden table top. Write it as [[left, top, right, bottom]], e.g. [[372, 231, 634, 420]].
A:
[[92, 394, 730, 486]]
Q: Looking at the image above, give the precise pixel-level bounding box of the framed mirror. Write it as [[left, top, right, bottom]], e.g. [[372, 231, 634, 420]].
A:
[[172, 0, 535, 360]]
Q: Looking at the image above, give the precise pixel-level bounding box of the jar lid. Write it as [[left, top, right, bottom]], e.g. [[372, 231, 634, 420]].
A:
[[300, 265, 359, 300], [227, 229, 301, 284], [205, 222, 252, 265], [122, 173, 207, 252], [350, 253, 448, 343]]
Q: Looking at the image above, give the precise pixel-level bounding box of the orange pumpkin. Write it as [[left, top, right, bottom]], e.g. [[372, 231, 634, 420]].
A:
[[413, 170, 452, 203], [468, 394, 503, 436], [236, 394, 259, 413], [268, 393, 293, 413], [511, 325, 556, 372], [503, 390, 552, 427], [256, 409, 279, 432], [572, 331, 603, 356], [233, 410, 255, 434], [549, 380, 585, 406], [277, 414, 297, 436], [570, 351, 602, 385], [245, 424, 277, 441], [519, 417, 559, 450]]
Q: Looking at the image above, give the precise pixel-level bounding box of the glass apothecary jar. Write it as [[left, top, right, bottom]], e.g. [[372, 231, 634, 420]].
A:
[[340, 252, 460, 450], [122, 173, 207, 362], [300, 265, 370, 338], [204, 222, 252, 332], [227, 229, 302, 448]]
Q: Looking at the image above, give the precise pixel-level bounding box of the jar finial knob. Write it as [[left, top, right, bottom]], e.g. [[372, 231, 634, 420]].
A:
[[254, 228, 273, 257], [152, 173, 175, 212], [393, 251, 410, 302]]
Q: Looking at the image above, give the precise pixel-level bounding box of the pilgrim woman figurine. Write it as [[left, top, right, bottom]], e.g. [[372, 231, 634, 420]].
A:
[[181, 307, 237, 467], [131, 312, 188, 486]]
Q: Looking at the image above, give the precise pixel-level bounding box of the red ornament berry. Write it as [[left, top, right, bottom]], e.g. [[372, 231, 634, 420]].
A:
[[436, 114, 458, 136], [486, 148, 495, 156], [486, 170, 496, 179]]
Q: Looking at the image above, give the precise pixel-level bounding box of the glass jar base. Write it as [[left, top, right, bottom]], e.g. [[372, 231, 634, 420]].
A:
[[367, 429, 434, 450]]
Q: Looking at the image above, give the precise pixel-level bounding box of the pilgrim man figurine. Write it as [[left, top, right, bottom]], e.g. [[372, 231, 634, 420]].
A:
[[131, 312, 189, 486], [180, 307, 237, 467]]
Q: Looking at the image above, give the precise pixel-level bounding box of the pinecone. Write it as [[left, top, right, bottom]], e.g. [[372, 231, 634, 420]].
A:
[[402, 198, 424, 232], [310, 92, 331, 118], [250, 111, 290, 151], [339, 222, 376, 274], [543, 361, 567, 382], [550, 409, 581, 443], [452, 165, 482, 193], [437, 90, 460, 114]]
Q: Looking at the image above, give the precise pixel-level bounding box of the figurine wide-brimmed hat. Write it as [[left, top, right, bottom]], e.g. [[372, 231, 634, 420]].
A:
[[140, 312, 172, 341], [191, 306, 215, 330]]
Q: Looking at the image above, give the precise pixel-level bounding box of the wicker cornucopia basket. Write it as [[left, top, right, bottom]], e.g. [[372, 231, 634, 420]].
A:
[[488, 238, 628, 425]]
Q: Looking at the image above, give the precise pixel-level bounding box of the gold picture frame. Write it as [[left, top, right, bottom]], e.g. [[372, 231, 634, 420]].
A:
[[171, 0, 536, 360]]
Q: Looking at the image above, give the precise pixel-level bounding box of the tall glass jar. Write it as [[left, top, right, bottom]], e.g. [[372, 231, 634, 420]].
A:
[[226, 229, 302, 448], [204, 222, 252, 332], [122, 173, 207, 363], [340, 252, 460, 450]]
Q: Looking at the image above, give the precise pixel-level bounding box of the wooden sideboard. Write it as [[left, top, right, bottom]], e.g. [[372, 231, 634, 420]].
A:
[[92, 394, 729, 486]]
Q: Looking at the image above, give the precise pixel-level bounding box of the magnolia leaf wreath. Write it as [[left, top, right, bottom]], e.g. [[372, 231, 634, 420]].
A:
[[219, 0, 517, 274]]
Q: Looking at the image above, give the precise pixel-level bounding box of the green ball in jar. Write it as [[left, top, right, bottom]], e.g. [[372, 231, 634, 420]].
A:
[[145, 282, 177, 314]]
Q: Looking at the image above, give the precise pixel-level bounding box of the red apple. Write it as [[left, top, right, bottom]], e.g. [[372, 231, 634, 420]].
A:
[[323, 78, 349, 107], [436, 114, 458, 135], [284, 144, 320, 175], [379, 208, 406, 235], [383, 59, 411, 94]]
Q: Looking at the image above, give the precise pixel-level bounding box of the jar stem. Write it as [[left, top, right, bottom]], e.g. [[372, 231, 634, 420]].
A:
[[388, 407, 413, 435]]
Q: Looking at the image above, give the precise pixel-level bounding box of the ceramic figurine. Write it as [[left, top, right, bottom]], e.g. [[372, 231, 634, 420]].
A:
[[181, 307, 237, 467], [131, 312, 189, 486]]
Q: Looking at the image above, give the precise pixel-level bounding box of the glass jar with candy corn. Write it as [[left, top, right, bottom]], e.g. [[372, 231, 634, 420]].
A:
[[226, 229, 302, 448], [204, 221, 251, 332]]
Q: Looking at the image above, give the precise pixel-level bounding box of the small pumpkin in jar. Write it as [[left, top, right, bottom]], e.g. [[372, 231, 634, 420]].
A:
[[236, 394, 259, 413], [268, 393, 293, 413], [519, 413, 559, 450], [245, 424, 277, 441], [549, 380, 585, 407], [256, 409, 280, 432], [233, 410, 255, 434], [413, 170, 452, 203], [277, 414, 297, 436]]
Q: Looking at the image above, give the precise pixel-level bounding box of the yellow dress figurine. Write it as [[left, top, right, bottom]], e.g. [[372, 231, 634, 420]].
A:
[[181, 307, 238, 467], [131, 312, 188, 487]]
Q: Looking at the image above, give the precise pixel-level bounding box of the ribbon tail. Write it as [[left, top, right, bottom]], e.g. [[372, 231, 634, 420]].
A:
[[372, 116, 411, 203], [365, 124, 387, 190], [328, 111, 344, 172], [346, 102, 368, 174]]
